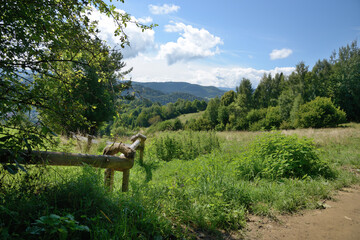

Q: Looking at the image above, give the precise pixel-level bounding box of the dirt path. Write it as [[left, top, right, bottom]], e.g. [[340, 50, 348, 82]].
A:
[[244, 186, 360, 240]]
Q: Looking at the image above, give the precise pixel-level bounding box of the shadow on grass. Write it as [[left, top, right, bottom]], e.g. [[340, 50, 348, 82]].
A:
[[138, 158, 158, 183]]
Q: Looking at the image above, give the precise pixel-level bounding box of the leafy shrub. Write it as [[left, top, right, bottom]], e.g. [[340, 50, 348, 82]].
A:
[[246, 108, 267, 125], [247, 108, 267, 131], [185, 117, 213, 131], [151, 131, 220, 161], [147, 118, 183, 134], [237, 132, 334, 180], [295, 97, 347, 128], [264, 106, 282, 129], [26, 214, 89, 240], [247, 107, 282, 131], [279, 120, 294, 130], [248, 119, 266, 131]]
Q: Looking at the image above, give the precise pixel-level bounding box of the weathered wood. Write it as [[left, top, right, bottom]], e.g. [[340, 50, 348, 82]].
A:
[[104, 168, 115, 191], [130, 139, 141, 151], [131, 133, 146, 165], [0, 150, 134, 171], [122, 169, 130, 192], [102, 142, 135, 158], [130, 133, 147, 142], [86, 135, 95, 153], [102, 139, 141, 192]]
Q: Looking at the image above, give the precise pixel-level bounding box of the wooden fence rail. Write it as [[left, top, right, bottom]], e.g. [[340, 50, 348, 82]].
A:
[[0, 133, 147, 192]]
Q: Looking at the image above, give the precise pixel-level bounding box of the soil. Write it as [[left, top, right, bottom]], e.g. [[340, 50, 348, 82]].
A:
[[243, 185, 360, 240]]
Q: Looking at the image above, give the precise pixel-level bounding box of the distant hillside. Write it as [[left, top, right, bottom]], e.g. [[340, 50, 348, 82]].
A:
[[133, 81, 225, 99], [131, 84, 205, 105], [218, 87, 235, 92]]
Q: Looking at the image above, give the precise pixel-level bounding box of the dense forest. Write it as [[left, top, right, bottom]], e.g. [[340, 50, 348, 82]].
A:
[[132, 84, 206, 105]]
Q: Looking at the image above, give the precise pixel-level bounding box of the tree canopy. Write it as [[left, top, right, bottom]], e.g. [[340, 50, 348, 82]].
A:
[[0, 0, 153, 170]]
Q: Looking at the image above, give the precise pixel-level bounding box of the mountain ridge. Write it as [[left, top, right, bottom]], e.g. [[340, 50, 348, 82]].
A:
[[131, 84, 205, 105], [132, 81, 226, 99]]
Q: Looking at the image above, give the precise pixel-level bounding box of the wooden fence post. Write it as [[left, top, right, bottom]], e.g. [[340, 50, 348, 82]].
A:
[[104, 168, 115, 191], [138, 138, 145, 166], [122, 169, 130, 192], [102, 133, 147, 192], [102, 142, 135, 192]]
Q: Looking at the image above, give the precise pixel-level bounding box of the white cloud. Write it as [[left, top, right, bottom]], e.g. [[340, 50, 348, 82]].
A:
[[270, 48, 293, 60], [126, 55, 295, 88], [158, 22, 223, 65], [138, 17, 153, 24], [149, 4, 180, 15], [87, 8, 155, 58]]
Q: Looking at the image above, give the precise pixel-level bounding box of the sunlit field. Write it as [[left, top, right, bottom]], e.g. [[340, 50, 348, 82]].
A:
[[2, 125, 359, 239]]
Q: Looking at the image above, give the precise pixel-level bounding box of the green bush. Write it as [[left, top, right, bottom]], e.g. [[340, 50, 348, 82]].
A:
[[296, 97, 347, 128], [246, 108, 267, 125], [264, 106, 282, 130], [237, 132, 334, 180], [147, 118, 183, 134], [247, 108, 267, 131], [185, 117, 213, 131], [247, 107, 282, 131]]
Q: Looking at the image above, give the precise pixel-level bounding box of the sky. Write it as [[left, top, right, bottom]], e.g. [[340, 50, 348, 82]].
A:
[[94, 0, 360, 88]]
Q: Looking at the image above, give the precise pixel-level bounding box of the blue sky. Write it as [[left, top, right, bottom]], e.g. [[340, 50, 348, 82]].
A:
[[95, 0, 360, 88]]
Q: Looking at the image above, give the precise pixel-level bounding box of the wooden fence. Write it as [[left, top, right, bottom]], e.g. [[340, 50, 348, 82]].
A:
[[0, 133, 147, 192]]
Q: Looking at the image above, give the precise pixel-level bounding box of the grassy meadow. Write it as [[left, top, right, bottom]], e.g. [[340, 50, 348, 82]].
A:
[[1, 124, 360, 239], [177, 111, 205, 124]]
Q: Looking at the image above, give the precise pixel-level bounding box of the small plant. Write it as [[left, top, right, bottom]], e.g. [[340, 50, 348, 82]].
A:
[[237, 132, 334, 180], [26, 214, 90, 240]]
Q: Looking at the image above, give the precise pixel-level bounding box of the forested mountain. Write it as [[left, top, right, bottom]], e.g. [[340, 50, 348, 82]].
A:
[[133, 81, 225, 99], [131, 84, 205, 105]]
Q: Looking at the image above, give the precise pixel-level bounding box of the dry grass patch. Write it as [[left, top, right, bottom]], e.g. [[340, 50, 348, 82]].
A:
[[177, 111, 205, 124], [280, 127, 360, 147]]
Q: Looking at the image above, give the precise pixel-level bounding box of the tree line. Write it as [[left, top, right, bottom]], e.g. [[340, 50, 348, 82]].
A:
[[103, 98, 207, 135], [186, 41, 359, 131]]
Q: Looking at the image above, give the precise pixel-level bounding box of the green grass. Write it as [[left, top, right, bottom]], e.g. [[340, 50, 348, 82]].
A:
[[177, 111, 205, 124], [1, 126, 360, 239]]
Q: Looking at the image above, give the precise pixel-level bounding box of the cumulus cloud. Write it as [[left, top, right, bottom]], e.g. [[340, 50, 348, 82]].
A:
[[158, 22, 223, 65], [190, 66, 295, 87], [149, 4, 180, 15], [87, 7, 155, 58], [126, 56, 295, 88], [138, 16, 153, 24], [270, 48, 293, 60]]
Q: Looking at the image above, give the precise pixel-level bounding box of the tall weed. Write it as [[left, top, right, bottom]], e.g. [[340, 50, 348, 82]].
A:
[[150, 131, 220, 162]]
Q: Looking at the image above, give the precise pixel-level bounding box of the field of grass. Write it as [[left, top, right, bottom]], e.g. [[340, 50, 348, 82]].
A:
[[1, 125, 360, 239], [177, 111, 205, 124]]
